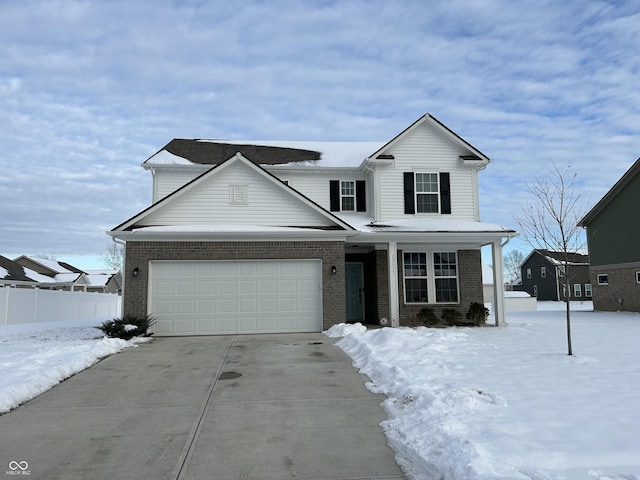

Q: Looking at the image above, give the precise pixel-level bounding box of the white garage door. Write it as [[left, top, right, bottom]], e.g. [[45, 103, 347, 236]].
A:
[[149, 260, 322, 335]]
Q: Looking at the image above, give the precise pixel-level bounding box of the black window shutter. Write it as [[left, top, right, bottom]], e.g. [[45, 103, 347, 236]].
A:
[[356, 181, 366, 212], [440, 172, 451, 214], [403, 172, 415, 214], [329, 180, 340, 212]]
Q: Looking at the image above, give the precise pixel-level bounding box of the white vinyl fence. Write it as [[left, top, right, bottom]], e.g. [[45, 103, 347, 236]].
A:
[[0, 288, 122, 326]]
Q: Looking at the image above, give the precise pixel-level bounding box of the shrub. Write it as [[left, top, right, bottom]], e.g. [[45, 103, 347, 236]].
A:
[[417, 308, 439, 327], [441, 308, 463, 326], [466, 302, 489, 326], [97, 315, 156, 340]]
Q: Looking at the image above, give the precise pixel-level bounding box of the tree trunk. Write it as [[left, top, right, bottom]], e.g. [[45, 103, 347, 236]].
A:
[[565, 279, 573, 356]]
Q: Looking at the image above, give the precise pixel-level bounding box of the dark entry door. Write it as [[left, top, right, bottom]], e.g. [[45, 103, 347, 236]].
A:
[[345, 262, 364, 322]]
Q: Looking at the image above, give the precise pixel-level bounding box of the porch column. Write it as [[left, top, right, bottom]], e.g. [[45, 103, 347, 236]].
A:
[[388, 241, 400, 327], [491, 240, 507, 326]]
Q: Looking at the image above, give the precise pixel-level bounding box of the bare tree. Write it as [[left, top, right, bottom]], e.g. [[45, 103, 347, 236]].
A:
[[503, 249, 525, 284], [512, 162, 588, 356], [101, 242, 123, 271]]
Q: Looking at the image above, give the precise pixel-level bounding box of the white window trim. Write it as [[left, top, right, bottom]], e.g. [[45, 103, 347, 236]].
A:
[[541, 266, 546, 278], [585, 283, 592, 297], [636, 272, 640, 284], [414, 173, 440, 214], [597, 274, 609, 285], [527, 268, 532, 279], [574, 283, 582, 297], [340, 180, 355, 212], [403, 250, 459, 305]]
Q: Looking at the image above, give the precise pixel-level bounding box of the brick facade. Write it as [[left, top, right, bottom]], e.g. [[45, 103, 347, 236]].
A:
[[590, 264, 640, 312], [124, 241, 346, 330], [396, 249, 484, 326]]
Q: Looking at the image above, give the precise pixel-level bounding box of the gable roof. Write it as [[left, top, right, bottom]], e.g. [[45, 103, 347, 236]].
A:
[[0, 255, 33, 282], [522, 249, 589, 267], [147, 139, 322, 166], [111, 152, 355, 234], [12, 256, 84, 276], [366, 113, 491, 165], [578, 157, 640, 226]]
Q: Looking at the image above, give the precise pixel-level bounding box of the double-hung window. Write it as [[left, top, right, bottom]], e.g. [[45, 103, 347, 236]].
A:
[[403, 251, 459, 304], [403, 172, 451, 215], [340, 181, 355, 211], [329, 180, 366, 212], [415, 173, 439, 213]]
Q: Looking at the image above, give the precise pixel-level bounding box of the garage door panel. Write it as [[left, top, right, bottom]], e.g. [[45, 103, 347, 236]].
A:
[[239, 298, 258, 313], [239, 280, 258, 295], [197, 300, 215, 314], [153, 300, 174, 315], [150, 260, 321, 336], [197, 281, 216, 295], [197, 318, 215, 333], [176, 318, 195, 334], [220, 281, 237, 295]]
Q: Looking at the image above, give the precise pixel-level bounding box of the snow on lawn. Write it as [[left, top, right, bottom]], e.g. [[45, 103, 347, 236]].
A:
[[0, 319, 150, 414], [327, 303, 640, 480]]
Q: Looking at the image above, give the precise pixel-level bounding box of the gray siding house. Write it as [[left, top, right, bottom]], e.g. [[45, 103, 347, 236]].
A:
[[518, 249, 591, 301], [578, 158, 640, 312], [108, 114, 517, 335]]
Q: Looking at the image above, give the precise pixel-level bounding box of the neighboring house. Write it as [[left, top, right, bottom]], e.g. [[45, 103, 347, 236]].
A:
[[12, 256, 89, 290], [578, 157, 640, 312], [2, 256, 122, 293], [108, 113, 517, 336], [517, 249, 591, 301], [84, 270, 122, 294], [0, 255, 38, 287]]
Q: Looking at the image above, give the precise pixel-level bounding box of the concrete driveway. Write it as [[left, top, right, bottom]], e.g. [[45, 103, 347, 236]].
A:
[[0, 334, 405, 479]]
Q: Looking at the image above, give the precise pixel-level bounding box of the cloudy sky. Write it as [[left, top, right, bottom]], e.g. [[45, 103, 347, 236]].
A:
[[1, 0, 639, 269]]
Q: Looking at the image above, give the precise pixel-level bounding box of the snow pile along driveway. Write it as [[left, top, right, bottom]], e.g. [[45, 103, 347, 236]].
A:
[[327, 305, 640, 480], [0, 319, 150, 414]]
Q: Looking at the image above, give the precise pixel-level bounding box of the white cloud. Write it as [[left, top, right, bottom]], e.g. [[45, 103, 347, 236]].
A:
[[0, 0, 639, 257]]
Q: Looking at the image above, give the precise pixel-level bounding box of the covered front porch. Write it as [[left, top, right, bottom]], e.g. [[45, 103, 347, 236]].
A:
[[342, 233, 513, 327]]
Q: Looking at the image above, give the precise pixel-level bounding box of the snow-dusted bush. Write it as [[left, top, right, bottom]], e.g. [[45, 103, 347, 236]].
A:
[[465, 302, 489, 326], [441, 309, 463, 326], [96, 315, 155, 340], [417, 308, 438, 327]]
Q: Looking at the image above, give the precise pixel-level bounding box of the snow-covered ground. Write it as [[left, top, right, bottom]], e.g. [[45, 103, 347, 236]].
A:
[[326, 302, 640, 480], [0, 318, 149, 414], [2, 305, 638, 479]]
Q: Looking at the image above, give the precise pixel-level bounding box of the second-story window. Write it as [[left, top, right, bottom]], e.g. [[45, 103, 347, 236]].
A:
[[403, 172, 451, 215], [415, 173, 439, 213], [329, 180, 366, 212], [341, 181, 355, 211]]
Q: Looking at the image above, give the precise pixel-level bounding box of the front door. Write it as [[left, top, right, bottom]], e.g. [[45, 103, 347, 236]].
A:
[[345, 262, 364, 322]]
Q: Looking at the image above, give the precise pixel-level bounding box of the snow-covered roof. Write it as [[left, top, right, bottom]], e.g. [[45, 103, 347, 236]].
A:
[[340, 216, 516, 234]]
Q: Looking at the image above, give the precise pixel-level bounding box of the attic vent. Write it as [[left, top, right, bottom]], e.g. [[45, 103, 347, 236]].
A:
[[376, 154, 395, 160], [229, 185, 248, 205]]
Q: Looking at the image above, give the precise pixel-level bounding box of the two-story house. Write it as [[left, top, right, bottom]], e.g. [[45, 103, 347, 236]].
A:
[[517, 249, 591, 301], [578, 157, 640, 312], [108, 114, 517, 335]]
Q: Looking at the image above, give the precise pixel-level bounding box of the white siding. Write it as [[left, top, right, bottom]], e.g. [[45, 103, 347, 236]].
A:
[[275, 170, 366, 211], [153, 169, 204, 202], [376, 122, 480, 221], [140, 161, 334, 227]]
